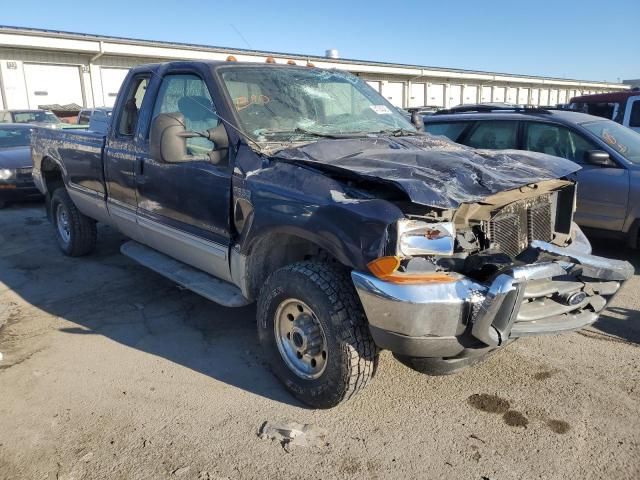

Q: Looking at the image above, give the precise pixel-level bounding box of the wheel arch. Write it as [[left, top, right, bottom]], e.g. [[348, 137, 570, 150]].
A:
[[241, 229, 351, 301]]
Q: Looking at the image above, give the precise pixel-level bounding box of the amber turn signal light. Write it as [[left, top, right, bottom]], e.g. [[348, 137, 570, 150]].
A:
[[367, 256, 456, 285], [367, 256, 401, 278]]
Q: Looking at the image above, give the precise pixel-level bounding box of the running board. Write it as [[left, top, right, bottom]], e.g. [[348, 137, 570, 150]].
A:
[[120, 241, 250, 307]]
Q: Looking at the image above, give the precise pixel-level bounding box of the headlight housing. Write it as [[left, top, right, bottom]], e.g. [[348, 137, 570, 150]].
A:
[[366, 219, 457, 284], [397, 219, 455, 256], [0, 168, 15, 181]]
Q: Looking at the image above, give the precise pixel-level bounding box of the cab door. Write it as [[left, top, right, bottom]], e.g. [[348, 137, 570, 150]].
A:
[[134, 70, 233, 282], [104, 72, 152, 240]]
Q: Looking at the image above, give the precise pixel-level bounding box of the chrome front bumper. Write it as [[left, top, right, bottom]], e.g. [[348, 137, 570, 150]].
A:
[[352, 228, 634, 358]]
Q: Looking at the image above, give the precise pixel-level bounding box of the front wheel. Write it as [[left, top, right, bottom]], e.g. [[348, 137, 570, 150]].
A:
[[257, 261, 378, 408], [50, 188, 97, 257]]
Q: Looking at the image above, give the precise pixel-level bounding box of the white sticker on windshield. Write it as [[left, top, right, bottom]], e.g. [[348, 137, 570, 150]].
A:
[[369, 105, 393, 115]]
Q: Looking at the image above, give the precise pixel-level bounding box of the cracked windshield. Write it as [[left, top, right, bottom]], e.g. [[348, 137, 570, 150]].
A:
[[220, 66, 414, 142]]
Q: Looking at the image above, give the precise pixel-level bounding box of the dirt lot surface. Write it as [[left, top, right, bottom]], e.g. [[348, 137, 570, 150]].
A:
[[1, 204, 639, 480]]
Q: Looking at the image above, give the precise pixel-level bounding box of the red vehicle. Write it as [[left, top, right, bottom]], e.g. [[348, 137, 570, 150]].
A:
[[570, 90, 640, 133]]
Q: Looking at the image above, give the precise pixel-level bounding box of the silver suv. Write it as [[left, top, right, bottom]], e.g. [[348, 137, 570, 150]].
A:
[[423, 105, 640, 247]]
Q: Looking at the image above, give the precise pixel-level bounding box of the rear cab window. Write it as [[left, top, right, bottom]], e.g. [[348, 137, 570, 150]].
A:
[[78, 111, 91, 125], [117, 76, 150, 136]]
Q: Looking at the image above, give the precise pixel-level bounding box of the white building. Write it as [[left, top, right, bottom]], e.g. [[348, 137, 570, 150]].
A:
[[0, 25, 628, 111]]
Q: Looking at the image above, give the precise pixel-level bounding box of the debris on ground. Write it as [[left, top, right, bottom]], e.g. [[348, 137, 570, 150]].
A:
[[172, 466, 191, 476], [259, 421, 328, 452]]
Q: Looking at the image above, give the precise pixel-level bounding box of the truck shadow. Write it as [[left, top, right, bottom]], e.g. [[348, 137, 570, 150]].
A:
[[587, 237, 640, 345], [0, 205, 304, 407]]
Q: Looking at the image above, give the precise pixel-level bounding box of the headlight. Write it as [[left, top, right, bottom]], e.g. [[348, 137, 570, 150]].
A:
[[0, 169, 15, 181], [397, 219, 455, 256]]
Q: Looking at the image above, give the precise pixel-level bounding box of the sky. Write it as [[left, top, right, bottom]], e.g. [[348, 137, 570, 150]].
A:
[[2, 0, 638, 83]]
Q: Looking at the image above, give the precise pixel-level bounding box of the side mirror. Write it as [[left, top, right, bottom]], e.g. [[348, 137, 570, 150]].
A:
[[205, 124, 229, 165], [584, 150, 615, 167], [149, 112, 191, 163], [410, 110, 424, 132]]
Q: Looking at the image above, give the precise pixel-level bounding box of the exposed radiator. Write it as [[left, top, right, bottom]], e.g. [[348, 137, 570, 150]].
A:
[[486, 195, 554, 257]]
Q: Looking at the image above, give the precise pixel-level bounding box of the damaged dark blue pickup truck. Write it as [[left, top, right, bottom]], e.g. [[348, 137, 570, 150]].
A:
[[31, 61, 633, 408]]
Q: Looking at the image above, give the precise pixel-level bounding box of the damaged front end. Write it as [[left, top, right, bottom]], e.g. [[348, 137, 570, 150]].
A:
[[352, 179, 634, 360]]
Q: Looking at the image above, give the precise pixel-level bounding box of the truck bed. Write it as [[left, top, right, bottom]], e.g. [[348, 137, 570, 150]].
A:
[[31, 126, 107, 198]]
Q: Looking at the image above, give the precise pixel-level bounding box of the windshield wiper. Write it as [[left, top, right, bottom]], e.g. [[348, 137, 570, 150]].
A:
[[377, 128, 422, 137], [257, 127, 370, 140]]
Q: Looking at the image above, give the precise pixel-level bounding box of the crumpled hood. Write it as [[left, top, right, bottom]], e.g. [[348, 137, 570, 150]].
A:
[[274, 135, 581, 209], [0, 146, 32, 169]]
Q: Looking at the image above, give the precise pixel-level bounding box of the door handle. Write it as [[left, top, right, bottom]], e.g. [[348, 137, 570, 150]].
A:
[[134, 157, 146, 185], [135, 157, 145, 176]]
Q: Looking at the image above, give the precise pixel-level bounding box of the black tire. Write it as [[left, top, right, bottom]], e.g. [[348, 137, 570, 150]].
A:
[[257, 261, 378, 408], [50, 188, 97, 257]]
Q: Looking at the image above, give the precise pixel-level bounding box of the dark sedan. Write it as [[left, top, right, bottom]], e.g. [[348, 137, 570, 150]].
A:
[[0, 124, 43, 208]]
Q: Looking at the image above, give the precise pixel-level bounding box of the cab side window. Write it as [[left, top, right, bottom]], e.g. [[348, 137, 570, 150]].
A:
[[524, 122, 597, 163], [423, 122, 469, 142], [466, 121, 518, 149], [118, 76, 149, 136], [151, 74, 219, 155], [629, 101, 640, 128]]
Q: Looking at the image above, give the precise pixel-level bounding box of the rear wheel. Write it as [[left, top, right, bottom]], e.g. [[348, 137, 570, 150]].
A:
[[257, 261, 378, 408], [50, 188, 97, 256]]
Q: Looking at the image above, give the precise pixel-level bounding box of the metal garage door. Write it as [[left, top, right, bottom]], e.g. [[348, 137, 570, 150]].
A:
[[447, 85, 462, 108], [550, 90, 559, 105], [493, 87, 506, 103], [530, 89, 540, 106], [540, 89, 550, 106], [100, 68, 129, 107], [23, 63, 83, 109], [463, 85, 478, 104], [427, 84, 445, 107], [558, 90, 567, 104], [409, 83, 425, 107], [481, 86, 492, 103], [506, 87, 518, 104], [366, 81, 381, 93], [382, 82, 404, 107], [517, 88, 529, 105]]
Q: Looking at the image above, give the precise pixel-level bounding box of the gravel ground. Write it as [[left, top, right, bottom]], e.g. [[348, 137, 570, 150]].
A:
[[0, 204, 639, 480]]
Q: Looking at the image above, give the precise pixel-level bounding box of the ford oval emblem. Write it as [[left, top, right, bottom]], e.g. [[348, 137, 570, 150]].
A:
[[566, 291, 587, 306]]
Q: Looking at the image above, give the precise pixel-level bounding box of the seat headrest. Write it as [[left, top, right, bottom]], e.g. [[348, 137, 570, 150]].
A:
[[537, 128, 559, 147], [177, 96, 213, 122]]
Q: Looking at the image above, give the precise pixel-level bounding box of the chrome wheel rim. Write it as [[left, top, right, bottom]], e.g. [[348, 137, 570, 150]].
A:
[[56, 204, 71, 245], [274, 298, 328, 380]]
